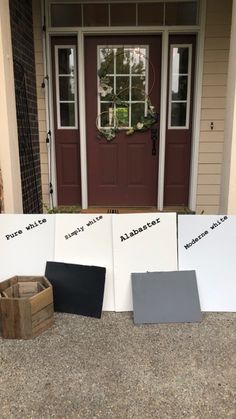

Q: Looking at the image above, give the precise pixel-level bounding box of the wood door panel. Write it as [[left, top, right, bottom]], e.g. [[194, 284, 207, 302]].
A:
[[85, 35, 161, 207], [57, 144, 80, 185], [165, 143, 191, 204], [165, 185, 187, 205], [56, 143, 80, 205], [126, 143, 146, 186], [165, 143, 190, 185], [99, 144, 118, 186]]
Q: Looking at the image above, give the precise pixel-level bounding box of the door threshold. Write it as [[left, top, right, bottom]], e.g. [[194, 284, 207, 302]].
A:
[[81, 207, 158, 214], [81, 206, 194, 214], [163, 206, 195, 214], [45, 205, 194, 214]]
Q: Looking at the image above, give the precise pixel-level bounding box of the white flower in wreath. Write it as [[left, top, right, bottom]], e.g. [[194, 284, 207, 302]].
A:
[[136, 122, 144, 130], [148, 105, 156, 116], [98, 82, 113, 97]]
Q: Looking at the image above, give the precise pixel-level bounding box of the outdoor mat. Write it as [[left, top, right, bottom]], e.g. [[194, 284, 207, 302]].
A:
[[131, 270, 202, 324], [45, 261, 106, 318]]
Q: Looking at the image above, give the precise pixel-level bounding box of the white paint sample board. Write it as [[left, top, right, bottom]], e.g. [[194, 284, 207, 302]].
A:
[[178, 215, 236, 311], [112, 213, 178, 311], [0, 214, 55, 281], [54, 214, 114, 310]]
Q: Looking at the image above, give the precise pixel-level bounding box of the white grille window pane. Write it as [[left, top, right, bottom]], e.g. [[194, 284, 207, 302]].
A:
[[60, 103, 75, 127], [174, 48, 189, 74], [99, 49, 114, 74], [131, 77, 146, 100], [130, 48, 146, 74], [116, 76, 129, 101], [101, 104, 112, 127], [116, 107, 129, 127], [131, 103, 145, 126], [116, 49, 130, 74], [98, 45, 148, 131], [55, 46, 78, 129], [59, 77, 75, 101], [171, 103, 187, 127], [58, 49, 75, 75], [169, 45, 192, 129], [171, 75, 188, 101]]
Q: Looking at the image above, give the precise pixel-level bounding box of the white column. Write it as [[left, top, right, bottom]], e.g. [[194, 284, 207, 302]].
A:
[[220, 0, 236, 214], [0, 0, 23, 213]]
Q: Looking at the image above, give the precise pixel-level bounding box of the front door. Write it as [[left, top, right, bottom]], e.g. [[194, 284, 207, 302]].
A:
[[84, 35, 161, 207]]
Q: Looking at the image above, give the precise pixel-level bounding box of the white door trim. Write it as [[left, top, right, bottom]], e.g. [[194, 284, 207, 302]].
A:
[[77, 31, 88, 209], [158, 29, 168, 210], [189, 0, 206, 211]]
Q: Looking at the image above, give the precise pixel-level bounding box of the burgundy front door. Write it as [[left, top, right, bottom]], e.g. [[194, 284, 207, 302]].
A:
[[51, 36, 81, 206], [85, 35, 161, 207]]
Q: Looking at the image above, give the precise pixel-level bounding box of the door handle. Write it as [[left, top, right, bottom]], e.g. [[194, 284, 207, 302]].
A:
[[151, 127, 158, 156]]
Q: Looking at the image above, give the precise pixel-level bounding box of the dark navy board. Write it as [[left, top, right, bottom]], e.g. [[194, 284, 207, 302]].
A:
[[131, 271, 202, 324], [45, 261, 106, 318]]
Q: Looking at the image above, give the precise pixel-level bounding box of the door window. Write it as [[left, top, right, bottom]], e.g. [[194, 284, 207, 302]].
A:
[[98, 46, 149, 130], [55, 46, 78, 129]]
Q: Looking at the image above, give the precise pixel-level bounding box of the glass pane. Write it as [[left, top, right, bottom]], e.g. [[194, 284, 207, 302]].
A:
[[131, 103, 145, 126], [172, 76, 188, 101], [173, 48, 189, 74], [98, 45, 148, 129], [99, 48, 114, 76], [116, 76, 129, 101], [51, 4, 82, 27], [83, 4, 109, 27], [130, 48, 146, 75], [116, 48, 130, 74], [171, 103, 187, 127], [58, 49, 75, 75], [99, 76, 114, 100], [165, 2, 198, 26], [138, 3, 164, 26], [116, 107, 129, 127], [59, 77, 75, 101], [100, 104, 117, 127], [60, 103, 75, 127], [132, 77, 146, 100], [110, 3, 136, 26]]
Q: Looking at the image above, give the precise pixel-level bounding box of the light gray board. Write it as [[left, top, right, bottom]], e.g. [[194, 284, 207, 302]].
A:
[[131, 271, 202, 324]]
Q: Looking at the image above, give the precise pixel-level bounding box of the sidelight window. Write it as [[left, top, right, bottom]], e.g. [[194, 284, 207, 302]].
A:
[[168, 45, 192, 129], [55, 46, 78, 129]]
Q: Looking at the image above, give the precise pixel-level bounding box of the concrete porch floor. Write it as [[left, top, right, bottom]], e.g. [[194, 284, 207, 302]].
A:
[[0, 312, 236, 418]]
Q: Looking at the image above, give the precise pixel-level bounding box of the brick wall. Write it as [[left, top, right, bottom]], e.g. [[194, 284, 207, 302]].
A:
[[9, 0, 42, 213]]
